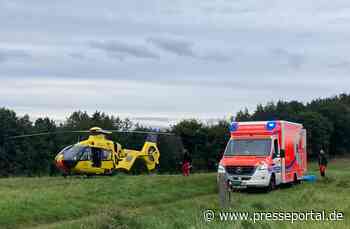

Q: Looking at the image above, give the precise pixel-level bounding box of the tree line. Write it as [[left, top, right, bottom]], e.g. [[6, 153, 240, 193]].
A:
[[165, 93, 350, 171], [0, 110, 184, 176], [235, 93, 350, 157], [0, 93, 349, 176]]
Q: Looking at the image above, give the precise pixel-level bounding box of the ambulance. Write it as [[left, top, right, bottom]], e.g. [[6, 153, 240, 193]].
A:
[[218, 121, 307, 191]]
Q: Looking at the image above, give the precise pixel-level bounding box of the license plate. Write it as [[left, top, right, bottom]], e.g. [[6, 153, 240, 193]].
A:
[[232, 180, 241, 186]]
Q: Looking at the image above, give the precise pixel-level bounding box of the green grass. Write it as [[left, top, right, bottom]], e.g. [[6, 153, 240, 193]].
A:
[[0, 160, 349, 229]]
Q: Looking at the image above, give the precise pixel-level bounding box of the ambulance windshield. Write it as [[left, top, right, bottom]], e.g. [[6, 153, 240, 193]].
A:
[[224, 139, 272, 156]]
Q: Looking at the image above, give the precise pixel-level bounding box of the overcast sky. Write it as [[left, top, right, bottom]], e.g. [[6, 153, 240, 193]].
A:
[[1, 0, 350, 126]]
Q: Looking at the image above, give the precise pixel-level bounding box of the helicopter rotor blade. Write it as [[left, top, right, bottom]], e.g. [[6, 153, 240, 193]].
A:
[[108, 130, 175, 136], [7, 130, 89, 139], [7, 129, 175, 139]]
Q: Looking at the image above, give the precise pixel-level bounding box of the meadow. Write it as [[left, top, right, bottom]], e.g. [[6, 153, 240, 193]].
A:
[[0, 160, 349, 229]]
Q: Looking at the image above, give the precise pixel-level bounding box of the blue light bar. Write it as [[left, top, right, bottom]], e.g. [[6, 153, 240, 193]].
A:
[[266, 121, 277, 131], [229, 122, 238, 132]]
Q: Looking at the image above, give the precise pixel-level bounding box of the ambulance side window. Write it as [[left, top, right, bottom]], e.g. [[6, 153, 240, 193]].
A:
[[273, 139, 279, 158], [294, 135, 302, 165]]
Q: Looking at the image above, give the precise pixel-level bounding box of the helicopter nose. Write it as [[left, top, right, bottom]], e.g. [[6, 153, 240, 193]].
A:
[[62, 160, 77, 169], [55, 156, 68, 172], [55, 154, 79, 172]]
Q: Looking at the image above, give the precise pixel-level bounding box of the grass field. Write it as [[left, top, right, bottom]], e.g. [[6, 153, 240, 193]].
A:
[[0, 160, 349, 229]]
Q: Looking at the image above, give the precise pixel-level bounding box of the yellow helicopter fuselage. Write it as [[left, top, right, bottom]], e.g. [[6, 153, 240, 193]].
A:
[[55, 132, 160, 175]]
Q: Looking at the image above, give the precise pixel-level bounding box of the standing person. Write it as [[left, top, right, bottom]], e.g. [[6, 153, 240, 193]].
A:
[[318, 148, 328, 177], [182, 150, 192, 176]]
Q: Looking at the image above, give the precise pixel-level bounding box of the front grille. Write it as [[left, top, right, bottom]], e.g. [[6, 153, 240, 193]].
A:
[[225, 166, 256, 176], [241, 177, 251, 181]]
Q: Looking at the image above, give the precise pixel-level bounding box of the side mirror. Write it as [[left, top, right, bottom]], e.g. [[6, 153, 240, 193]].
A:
[[280, 149, 285, 158], [272, 139, 280, 159], [272, 152, 278, 159]]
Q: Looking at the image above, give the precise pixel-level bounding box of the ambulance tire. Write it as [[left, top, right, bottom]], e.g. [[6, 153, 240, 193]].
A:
[[267, 174, 276, 192]]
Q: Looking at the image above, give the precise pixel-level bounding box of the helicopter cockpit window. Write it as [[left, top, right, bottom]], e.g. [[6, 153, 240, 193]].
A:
[[62, 145, 87, 161]]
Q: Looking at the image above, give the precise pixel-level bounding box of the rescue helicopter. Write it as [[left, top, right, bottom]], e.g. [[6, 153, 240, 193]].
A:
[[9, 127, 174, 176]]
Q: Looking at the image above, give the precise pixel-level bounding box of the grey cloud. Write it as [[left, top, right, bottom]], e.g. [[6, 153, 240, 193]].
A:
[[0, 49, 31, 63], [148, 36, 232, 62], [90, 40, 159, 60], [144, 78, 334, 92], [1, 0, 350, 123], [202, 5, 257, 15], [201, 52, 231, 62], [147, 37, 196, 57], [133, 116, 170, 122], [272, 48, 305, 69], [328, 61, 350, 69], [161, 8, 183, 15], [200, 0, 267, 15], [69, 52, 86, 60]]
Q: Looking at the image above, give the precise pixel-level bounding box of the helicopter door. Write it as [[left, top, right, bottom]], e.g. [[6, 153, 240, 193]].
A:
[[91, 147, 102, 167]]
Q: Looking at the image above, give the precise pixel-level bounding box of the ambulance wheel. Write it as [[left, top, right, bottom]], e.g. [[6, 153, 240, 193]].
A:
[[267, 174, 276, 192]]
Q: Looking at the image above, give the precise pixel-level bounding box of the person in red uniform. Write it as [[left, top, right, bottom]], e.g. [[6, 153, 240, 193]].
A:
[[318, 149, 328, 177], [182, 150, 192, 176]]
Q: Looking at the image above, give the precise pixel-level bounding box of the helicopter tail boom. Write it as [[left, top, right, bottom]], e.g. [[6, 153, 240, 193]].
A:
[[116, 141, 160, 172]]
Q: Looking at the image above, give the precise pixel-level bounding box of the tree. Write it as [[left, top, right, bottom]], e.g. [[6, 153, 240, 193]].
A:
[[0, 108, 20, 176], [204, 121, 230, 170], [0, 108, 18, 145], [296, 112, 333, 157], [235, 108, 251, 121], [0, 93, 350, 176], [171, 119, 230, 171]]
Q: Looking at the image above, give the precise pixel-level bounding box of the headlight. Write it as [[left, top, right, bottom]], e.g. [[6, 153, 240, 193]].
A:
[[257, 162, 268, 170], [218, 164, 226, 174]]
